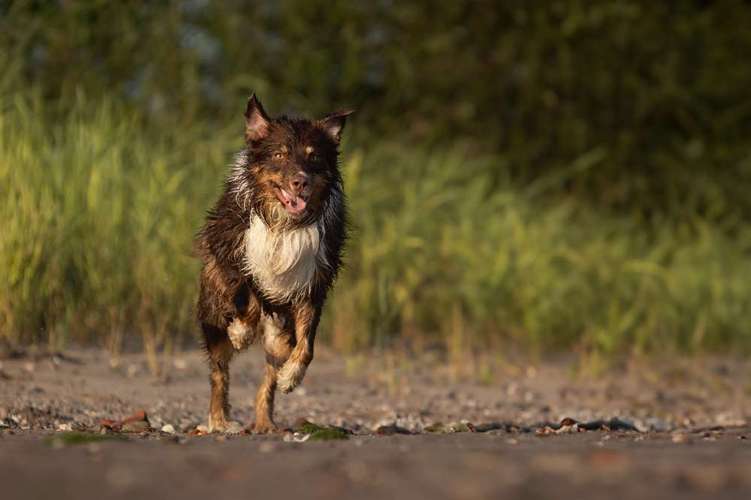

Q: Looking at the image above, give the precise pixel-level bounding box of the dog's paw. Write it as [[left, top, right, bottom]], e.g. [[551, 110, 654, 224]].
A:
[[227, 318, 252, 351], [252, 419, 278, 434], [277, 362, 306, 394], [207, 417, 246, 434]]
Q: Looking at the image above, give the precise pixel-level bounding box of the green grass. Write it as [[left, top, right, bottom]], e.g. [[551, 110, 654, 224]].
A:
[[0, 94, 225, 364], [296, 421, 350, 441], [332, 145, 751, 356], [2, 94, 751, 360]]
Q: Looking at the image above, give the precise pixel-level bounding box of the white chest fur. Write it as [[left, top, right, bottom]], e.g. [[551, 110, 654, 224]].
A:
[[242, 215, 327, 303]]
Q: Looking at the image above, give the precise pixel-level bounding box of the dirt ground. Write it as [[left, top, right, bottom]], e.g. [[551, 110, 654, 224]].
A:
[[2, 346, 751, 500]]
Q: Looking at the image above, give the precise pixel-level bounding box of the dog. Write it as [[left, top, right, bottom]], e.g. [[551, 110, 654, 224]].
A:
[[195, 94, 352, 433]]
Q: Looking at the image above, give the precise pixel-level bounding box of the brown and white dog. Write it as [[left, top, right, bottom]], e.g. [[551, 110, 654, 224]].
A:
[[195, 95, 351, 433]]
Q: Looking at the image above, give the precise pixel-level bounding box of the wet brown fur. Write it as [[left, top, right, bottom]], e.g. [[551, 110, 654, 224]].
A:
[[195, 95, 351, 432]]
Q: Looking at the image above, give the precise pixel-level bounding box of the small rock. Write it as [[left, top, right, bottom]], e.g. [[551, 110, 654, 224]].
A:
[[634, 417, 671, 433], [161, 424, 176, 434], [448, 422, 475, 433], [57, 423, 73, 432], [375, 424, 412, 435], [473, 422, 510, 433], [714, 412, 745, 427], [223, 421, 245, 435], [424, 422, 446, 433], [425, 422, 475, 433], [116, 410, 152, 433], [283, 432, 310, 443], [122, 420, 150, 433], [672, 432, 691, 444]]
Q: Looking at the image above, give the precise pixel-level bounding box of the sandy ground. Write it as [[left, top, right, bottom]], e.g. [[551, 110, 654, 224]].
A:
[[1, 346, 751, 499]]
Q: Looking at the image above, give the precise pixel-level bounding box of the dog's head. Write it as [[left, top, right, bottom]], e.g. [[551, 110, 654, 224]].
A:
[[236, 94, 352, 227]]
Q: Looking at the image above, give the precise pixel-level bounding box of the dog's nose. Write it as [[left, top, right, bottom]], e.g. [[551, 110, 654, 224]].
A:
[[289, 172, 309, 193]]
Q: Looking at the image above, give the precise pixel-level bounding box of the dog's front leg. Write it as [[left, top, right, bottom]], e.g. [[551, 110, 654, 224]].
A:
[[227, 285, 261, 351], [276, 301, 320, 394]]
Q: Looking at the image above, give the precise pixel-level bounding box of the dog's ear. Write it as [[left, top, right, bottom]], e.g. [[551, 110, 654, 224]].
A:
[[244, 94, 271, 142], [318, 109, 354, 144]]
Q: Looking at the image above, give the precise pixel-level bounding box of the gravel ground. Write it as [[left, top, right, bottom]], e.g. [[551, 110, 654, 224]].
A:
[[1, 347, 750, 499]]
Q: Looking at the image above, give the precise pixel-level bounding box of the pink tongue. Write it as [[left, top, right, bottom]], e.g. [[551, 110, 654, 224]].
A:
[[284, 195, 307, 215]]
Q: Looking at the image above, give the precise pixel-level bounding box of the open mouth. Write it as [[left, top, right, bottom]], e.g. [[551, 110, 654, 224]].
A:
[[274, 186, 308, 216]]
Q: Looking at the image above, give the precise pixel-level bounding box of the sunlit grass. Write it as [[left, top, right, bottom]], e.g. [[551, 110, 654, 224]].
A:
[[1, 94, 750, 360], [0, 95, 224, 363]]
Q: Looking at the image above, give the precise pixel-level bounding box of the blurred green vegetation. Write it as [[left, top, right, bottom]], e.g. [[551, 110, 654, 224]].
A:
[[1, 1, 750, 356]]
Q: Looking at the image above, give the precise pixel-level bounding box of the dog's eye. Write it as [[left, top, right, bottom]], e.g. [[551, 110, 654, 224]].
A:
[[273, 152, 285, 160]]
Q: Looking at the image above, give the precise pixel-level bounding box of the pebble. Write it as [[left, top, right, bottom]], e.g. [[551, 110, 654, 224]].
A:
[[634, 418, 672, 433], [223, 421, 245, 434], [161, 424, 176, 434], [671, 432, 691, 444], [122, 419, 150, 433], [375, 424, 412, 435], [283, 432, 310, 443]]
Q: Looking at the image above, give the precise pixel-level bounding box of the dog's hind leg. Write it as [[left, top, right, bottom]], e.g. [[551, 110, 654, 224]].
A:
[[253, 363, 279, 433], [253, 314, 293, 433], [203, 322, 237, 433]]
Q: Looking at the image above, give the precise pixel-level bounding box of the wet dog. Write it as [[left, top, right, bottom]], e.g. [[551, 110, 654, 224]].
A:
[[195, 95, 351, 432]]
